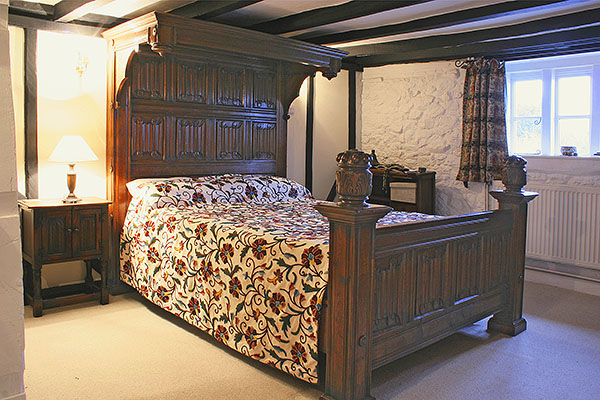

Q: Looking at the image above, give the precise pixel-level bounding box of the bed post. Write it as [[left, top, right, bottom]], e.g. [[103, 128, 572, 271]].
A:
[[488, 155, 538, 336], [315, 150, 391, 400]]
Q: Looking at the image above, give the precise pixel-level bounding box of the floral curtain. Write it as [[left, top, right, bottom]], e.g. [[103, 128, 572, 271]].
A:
[[456, 58, 508, 186]]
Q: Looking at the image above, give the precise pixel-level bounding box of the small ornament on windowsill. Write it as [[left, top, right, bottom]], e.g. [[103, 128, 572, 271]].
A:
[[560, 146, 577, 156]]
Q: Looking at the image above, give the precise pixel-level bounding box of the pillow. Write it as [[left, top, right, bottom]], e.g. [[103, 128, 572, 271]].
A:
[[191, 174, 312, 204], [126, 174, 312, 210]]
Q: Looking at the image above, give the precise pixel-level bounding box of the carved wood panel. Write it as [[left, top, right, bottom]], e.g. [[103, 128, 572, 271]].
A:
[[131, 54, 165, 100], [175, 118, 207, 160], [176, 61, 207, 103], [253, 71, 276, 109], [373, 252, 416, 333], [481, 233, 509, 291], [415, 245, 448, 316], [251, 122, 276, 160], [454, 237, 481, 301], [216, 66, 244, 106], [72, 207, 102, 257], [131, 116, 165, 161], [41, 211, 71, 261], [216, 120, 244, 160]]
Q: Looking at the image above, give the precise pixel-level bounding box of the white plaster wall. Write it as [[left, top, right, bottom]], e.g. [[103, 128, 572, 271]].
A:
[[361, 62, 491, 216], [0, 1, 26, 399], [287, 79, 308, 186], [288, 71, 350, 200], [313, 71, 349, 200]]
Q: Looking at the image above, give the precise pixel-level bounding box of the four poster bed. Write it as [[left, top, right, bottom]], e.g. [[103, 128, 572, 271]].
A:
[[103, 13, 537, 400]]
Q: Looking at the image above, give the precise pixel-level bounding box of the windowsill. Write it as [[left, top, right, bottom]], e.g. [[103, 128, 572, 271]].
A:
[[517, 154, 600, 161], [518, 154, 600, 178]]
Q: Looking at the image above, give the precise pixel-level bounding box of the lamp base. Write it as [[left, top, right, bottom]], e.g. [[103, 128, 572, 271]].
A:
[[63, 169, 81, 203], [63, 193, 82, 203]]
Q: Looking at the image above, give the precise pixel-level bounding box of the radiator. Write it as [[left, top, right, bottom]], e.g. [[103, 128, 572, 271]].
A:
[[525, 183, 600, 270]]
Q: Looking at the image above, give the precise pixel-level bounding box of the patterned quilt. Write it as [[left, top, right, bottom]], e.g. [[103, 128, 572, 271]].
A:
[[120, 174, 438, 383]]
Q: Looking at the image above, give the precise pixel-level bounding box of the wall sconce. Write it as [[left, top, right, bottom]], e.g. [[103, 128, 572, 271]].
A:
[[49, 135, 98, 203], [76, 52, 88, 77]]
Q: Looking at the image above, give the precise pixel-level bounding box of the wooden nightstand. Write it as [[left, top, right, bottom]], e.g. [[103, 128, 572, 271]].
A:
[[18, 197, 111, 317]]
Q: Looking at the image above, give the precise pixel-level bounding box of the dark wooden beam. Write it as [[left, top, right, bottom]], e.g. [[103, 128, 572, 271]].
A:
[[9, 13, 105, 36], [9, 0, 53, 18], [299, 0, 568, 44], [54, 0, 92, 21], [305, 75, 315, 192], [24, 29, 38, 199], [348, 70, 356, 150], [170, 0, 261, 19], [345, 7, 600, 57], [349, 24, 600, 67], [249, 0, 434, 35]]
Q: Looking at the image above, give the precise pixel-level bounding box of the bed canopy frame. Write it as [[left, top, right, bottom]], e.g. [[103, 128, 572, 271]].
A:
[[103, 13, 537, 400]]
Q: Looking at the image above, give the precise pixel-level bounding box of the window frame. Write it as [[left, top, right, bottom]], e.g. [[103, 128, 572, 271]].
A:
[[506, 52, 600, 157]]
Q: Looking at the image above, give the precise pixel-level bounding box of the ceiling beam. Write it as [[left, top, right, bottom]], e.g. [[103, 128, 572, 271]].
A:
[[9, 13, 104, 37], [54, 0, 115, 23], [8, 0, 54, 18], [344, 8, 600, 57], [249, 0, 434, 35], [170, 0, 262, 19], [299, 0, 569, 44], [347, 24, 600, 67]]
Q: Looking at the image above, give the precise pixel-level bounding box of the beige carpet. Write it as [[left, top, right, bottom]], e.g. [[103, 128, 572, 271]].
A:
[[24, 282, 600, 399]]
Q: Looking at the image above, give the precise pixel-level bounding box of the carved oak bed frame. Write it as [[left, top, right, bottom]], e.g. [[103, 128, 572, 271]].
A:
[[103, 13, 537, 400]]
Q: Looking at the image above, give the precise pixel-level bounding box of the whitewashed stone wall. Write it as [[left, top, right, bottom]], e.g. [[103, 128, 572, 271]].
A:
[[361, 61, 491, 216], [524, 156, 600, 187], [0, 1, 25, 399]]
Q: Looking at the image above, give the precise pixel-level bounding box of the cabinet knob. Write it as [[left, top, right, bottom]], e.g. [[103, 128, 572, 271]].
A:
[[73, 227, 80, 232], [67, 228, 72, 232]]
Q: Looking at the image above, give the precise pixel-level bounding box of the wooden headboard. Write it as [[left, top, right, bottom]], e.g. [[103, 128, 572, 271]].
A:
[[102, 12, 346, 289]]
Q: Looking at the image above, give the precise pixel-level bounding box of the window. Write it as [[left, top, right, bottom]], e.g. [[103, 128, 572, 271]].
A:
[[506, 52, 600, 157]]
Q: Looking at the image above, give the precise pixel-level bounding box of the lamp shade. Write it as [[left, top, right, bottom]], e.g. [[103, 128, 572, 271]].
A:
[[49, 135, 98, 163]]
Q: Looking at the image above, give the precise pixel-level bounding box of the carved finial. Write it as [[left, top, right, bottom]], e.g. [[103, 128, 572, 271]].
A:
[[335, 149, 373, 208], [502, 155, 527, 193]]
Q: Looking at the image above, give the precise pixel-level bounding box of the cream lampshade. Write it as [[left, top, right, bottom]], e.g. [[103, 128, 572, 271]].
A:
[[49, 135, 98, 203]]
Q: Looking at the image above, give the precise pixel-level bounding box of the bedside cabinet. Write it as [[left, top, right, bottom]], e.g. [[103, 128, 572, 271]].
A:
[[18, 197, 111, 317]]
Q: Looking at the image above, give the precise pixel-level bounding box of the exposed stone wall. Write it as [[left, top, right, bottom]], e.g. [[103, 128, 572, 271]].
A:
[[361, 61, 491, 216]]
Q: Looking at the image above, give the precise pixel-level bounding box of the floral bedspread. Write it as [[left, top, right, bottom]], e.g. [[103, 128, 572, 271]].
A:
[[120, 174, 437, 383]]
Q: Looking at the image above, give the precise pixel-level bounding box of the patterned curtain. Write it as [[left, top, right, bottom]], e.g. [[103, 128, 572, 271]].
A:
[[456, 58, 508, 186]]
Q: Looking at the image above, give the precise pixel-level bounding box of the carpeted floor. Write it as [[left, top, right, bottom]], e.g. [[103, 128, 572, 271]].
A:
[[23, 282, 600, 400]]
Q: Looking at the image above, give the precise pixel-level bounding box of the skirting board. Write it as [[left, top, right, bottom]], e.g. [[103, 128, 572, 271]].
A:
[[525, 267, 600, 297], [1, 392, 26, 400]]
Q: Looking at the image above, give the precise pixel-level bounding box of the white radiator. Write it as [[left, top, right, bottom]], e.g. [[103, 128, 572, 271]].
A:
[[525, 183, 600, 270]]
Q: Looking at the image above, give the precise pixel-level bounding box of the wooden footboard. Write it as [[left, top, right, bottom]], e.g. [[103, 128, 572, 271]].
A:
[[316, 151, 537, 400]]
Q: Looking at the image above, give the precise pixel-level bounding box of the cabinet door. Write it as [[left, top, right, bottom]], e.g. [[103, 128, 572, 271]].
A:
[[72, 207, 104, 258], [40, 209, 72, 262]]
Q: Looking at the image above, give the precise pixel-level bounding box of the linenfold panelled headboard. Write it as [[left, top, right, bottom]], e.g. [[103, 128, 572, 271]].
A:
[[102, 12, 347, 289]]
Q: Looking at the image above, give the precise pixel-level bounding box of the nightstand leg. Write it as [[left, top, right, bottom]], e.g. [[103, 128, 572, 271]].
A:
[[32, 262, 43, 317], [84, 260, 94, 293], [100, 258, 109, 305]]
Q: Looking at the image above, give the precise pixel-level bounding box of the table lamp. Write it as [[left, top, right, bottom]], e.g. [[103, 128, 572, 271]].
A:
[[49, 135, 98, 203]]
